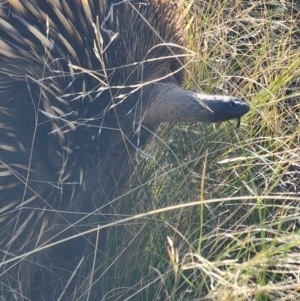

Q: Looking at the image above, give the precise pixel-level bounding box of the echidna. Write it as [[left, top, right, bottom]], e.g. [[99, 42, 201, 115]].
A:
[[0, 0, 249, 300]]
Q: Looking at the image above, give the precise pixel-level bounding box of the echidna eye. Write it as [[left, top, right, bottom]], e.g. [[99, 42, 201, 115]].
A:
[[46, 136, 63, 171]]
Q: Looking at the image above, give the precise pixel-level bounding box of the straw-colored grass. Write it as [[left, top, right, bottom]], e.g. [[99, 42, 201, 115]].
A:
[[100, 1, 300, 300]]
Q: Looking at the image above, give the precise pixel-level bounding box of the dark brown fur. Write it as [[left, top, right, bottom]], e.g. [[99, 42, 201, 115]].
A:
[[0, 1, 188, 300]]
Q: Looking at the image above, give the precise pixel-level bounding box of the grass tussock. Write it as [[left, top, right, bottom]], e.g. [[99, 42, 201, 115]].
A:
[[100, 0, 300, 300]]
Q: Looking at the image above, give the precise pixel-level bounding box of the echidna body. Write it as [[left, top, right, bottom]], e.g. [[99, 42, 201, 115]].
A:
[[0, 0, 249, 300]]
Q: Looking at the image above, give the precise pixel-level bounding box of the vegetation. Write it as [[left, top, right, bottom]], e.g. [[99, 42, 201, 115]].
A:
[[101, 0, 300, 300]]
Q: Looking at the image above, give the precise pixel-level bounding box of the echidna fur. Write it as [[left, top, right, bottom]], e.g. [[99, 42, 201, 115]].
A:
[[0, 1, 188, 299], [0, 0, 248, 300]]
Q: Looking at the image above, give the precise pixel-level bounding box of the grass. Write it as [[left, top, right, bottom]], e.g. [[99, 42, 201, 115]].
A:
[[100, 0, 300, 300]]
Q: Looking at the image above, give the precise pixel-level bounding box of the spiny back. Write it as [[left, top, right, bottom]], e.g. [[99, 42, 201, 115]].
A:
[[0, 1, 189, 300]]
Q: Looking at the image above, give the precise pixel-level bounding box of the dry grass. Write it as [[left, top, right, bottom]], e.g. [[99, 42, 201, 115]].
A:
[[100, 0, 300, 300]]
